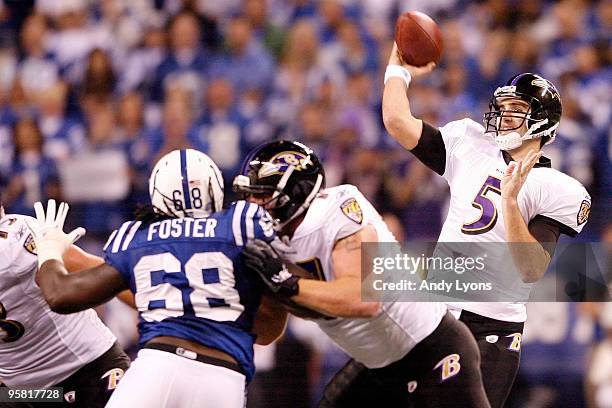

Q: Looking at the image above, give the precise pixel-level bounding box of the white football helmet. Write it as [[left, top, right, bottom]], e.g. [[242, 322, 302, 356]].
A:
[[149, 149, 224, 218]]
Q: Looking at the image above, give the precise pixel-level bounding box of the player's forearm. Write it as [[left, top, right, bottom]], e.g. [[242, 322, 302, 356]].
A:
[[38, 260, 90, 313], [292, 277, 380, 318], [63, 245, 104, 272], [502, 198, 551, 283], [37, 260, 121, 313], [382, 78, 422, 150], [62, 245, 134, 307]]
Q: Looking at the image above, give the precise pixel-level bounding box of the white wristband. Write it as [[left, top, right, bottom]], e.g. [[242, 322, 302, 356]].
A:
[[384, 65, 411, 88]]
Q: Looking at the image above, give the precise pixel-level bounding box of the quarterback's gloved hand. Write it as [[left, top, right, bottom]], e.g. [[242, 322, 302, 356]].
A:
[[243, 239, 300, 298], [25, 200, 86, 268]]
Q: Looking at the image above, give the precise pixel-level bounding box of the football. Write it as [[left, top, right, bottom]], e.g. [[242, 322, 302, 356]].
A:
[[395, 11, 443, 66]]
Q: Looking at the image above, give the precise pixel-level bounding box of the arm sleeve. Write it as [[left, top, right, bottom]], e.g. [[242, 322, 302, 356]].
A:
[[231, 201, 277, 245], [330, 188, 368, 242], [251, 205, 276, 243], [410, 121, 446, 176], [102, 222, 133, 286], [528, 215, 562, 257], [414, 118, 477, 180], [534, 182, 591, 238], [8, 216, 40, 278]]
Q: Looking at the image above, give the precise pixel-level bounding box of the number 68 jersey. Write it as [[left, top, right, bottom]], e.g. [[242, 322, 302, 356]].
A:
[[103, 201, 274, 382], [434, 119, 591, 322]]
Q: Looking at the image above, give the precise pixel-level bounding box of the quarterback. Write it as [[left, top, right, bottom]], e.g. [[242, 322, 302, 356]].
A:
[[0, 195, 130, 407], [29, 149, 288, 408], [381, 43, 591, 407], [234, 141, 490, 407]]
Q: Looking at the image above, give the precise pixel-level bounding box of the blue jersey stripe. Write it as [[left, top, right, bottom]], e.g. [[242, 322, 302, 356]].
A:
[[121, 221, 142, 251], [111, 221, 134, 253], [239, 204, 248, 246], [180, 149, 192, 210]]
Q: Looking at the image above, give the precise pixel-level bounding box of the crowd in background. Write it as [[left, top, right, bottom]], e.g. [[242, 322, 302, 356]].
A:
[[0, 0, 609, 407]]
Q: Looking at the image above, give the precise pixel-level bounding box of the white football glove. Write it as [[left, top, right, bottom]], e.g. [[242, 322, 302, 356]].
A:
[[26, 199, 86, 268]]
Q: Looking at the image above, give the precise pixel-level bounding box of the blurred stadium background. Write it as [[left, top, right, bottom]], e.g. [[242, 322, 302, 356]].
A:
[[0, 0, 609, 407]]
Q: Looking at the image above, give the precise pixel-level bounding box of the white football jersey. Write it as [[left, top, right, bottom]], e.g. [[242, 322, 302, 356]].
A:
[[285, 185, 446, 368], [0, 214, 116, 387], [435, 119, 591, 322]]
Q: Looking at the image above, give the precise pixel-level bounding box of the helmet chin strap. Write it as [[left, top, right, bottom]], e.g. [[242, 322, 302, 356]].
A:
[[495, 131, 523, 151], [496, 119, 556, 151]]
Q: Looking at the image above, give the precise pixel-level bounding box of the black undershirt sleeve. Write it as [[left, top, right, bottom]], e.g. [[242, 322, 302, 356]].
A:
[[528, 215, 565, 258], [410, 121, 446, 176]]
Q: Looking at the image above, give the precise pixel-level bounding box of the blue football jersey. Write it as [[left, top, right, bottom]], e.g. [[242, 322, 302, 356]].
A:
[[103, 201, 275, 381]]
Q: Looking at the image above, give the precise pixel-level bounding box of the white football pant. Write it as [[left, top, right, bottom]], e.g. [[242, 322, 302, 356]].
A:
[[105, 349, 246, 408]]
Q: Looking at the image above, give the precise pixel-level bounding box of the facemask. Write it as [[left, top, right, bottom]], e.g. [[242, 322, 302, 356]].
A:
[[495, 131, 523, 151]]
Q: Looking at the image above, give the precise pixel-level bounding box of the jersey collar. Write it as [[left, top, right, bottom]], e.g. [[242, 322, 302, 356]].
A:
[[501, 150, 552, 168]]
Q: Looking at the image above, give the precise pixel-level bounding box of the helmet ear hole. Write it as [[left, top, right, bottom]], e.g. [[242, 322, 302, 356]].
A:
[[291, 180, 314, 199], [275, 193, 291, 208], [530, 107, 546, 121]]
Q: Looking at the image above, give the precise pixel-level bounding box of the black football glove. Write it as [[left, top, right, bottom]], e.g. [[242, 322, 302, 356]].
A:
[[243, 239, 300, 298]]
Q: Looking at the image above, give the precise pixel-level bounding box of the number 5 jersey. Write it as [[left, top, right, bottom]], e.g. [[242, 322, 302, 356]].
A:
[[426, 118, 591, 322]]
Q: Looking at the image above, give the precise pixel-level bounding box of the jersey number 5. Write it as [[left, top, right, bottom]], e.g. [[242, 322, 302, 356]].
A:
[[134, 252, 244, 323], [461, 176, 501, 235], [0, 302, 25, 343]]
